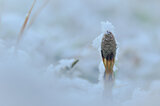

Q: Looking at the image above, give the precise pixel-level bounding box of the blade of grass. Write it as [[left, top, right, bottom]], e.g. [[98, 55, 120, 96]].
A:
[[17, 0, 36, 45], [71, 59, 79, 68], [28, 0, 50, 28]]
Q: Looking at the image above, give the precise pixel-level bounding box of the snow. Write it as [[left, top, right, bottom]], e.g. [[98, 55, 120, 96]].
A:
[[92, 33, 103, 52], [0, 0, 160, 106]]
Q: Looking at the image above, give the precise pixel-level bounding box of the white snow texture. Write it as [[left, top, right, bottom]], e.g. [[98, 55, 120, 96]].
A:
[[0, 0, 160, 106]]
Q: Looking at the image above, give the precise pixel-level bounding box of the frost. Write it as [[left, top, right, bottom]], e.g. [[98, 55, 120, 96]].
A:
[[58, 59, 77, 68], [53, 58, 78, 71], [101, 21, 115, 35], [46, 58, 79, 78], [92, 33, 103, 52]]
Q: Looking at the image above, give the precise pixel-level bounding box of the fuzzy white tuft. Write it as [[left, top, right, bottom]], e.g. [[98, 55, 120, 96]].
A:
[[101, 21, 115, 35]]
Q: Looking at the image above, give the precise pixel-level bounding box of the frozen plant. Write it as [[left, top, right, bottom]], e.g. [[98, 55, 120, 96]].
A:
[[93, 21, 118, 97], [47, 58, 79, 77]]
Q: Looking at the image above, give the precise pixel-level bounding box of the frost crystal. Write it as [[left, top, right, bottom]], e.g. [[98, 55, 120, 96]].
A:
[[101, 21, 115, 35]]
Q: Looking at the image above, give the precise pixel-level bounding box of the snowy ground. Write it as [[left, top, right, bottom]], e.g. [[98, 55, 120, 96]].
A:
[[0, 0, 160, 106]]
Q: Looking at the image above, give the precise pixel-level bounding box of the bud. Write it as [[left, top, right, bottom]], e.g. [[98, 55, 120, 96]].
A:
[[101, 31, 117, 81]]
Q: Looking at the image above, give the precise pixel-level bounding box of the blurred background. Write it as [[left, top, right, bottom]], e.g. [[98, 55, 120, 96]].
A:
[[0, 0, 160, 106]]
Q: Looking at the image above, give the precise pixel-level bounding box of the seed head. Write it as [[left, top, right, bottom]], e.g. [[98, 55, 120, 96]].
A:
[[101, 31, 117, 60], [101, 31, 117, 81]]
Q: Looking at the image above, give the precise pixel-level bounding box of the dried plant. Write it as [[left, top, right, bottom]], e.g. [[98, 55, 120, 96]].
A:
[[17, 0, 36, 45], [92, 21, 118, 97], [101, 31, 117, 82], [28, 0, 50, 28], [101, 31, 117, 98]]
